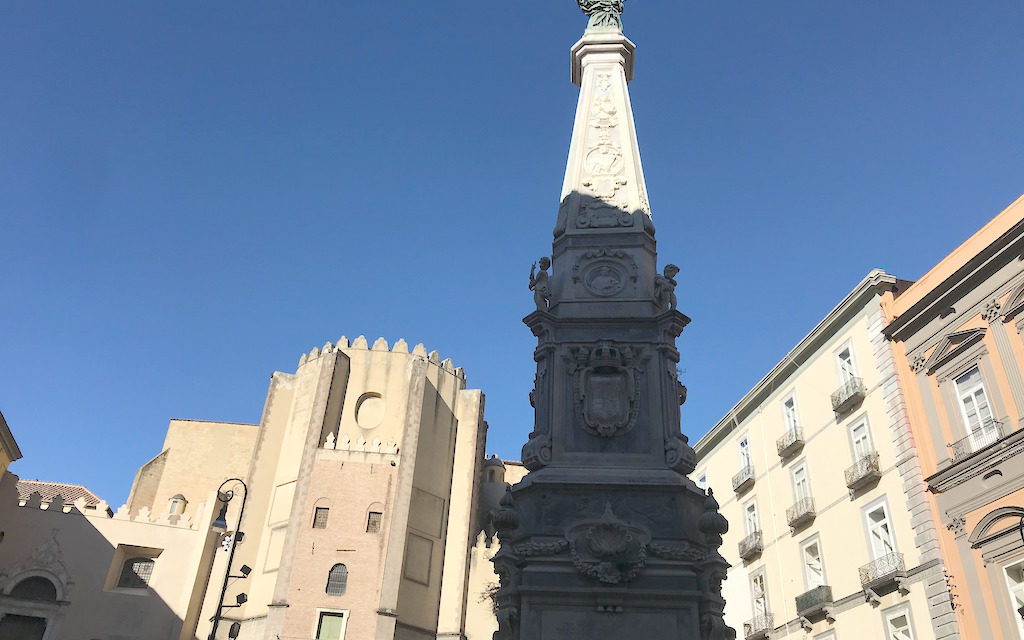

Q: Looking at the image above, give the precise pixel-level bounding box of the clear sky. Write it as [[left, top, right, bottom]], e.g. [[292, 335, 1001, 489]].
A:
[[2, 2, 1022, 505]]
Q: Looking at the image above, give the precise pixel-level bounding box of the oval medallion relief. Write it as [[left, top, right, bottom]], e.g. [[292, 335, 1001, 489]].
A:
[[356, 393, 385, 429], [583, 264, 625, 297]]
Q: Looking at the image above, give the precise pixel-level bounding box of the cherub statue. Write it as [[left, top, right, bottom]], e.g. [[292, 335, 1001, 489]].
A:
[[578, 0, 625, 32], [529, 257, 552, 311], [654, 264, 680, 311]]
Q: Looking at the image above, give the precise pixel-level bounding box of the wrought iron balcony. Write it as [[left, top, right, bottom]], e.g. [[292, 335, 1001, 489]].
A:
[[950, 419, 1004, 462], [786, 496, 815, 529], [859, 552, 906, 589], [743, 613, 773, 639], [737, 530, 763, 561], [795, 584, 833, 617], [776, 427, 804, 458], [844, 451, 881, 491], [831, 377, 867, 413], [732, 464, 755, 493]]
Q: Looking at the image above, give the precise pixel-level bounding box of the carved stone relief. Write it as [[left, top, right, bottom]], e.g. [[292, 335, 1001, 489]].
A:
[[572, 343, 643, 437], [572, 249, 639, 297], [568, 503, 650, 584]]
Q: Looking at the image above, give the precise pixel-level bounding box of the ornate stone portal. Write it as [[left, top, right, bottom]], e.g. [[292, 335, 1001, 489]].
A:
[[491, 6, 735, 640]]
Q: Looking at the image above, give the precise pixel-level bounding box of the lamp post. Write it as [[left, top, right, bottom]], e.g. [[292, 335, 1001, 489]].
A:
[[209, 478, 249, 640]]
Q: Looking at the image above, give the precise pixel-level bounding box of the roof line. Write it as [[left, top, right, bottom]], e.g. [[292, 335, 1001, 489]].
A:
[[694, 269, 898, 457]]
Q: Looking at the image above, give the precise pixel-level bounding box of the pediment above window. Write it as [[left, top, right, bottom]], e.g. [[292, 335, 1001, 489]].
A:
[[999, 280, 1024, 322], [969, 506, 1024, 548], [924, 328, 987, 374]]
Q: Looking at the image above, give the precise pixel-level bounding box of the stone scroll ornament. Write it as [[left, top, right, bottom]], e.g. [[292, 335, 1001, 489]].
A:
[[572, 343, 642, 437], [578, 0, 625, 32]]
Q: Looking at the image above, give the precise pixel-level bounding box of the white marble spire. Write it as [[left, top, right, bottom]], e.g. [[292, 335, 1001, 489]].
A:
[[555, 32, 651, 235]]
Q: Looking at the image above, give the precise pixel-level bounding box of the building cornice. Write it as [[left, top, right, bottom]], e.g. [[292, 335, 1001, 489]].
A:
[[695, 270, 899, 458], [0, 410, 23, 462], [926, 427, 1024, 495], [884, 195, 1024, 342]]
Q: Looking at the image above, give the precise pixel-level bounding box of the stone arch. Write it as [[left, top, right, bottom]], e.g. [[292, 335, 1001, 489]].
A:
[[2, 569, 68, 602], [969, 505, 1024, 547]]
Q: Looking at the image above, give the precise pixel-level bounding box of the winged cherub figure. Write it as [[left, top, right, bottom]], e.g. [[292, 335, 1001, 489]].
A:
[[578, 0, 625, 32]]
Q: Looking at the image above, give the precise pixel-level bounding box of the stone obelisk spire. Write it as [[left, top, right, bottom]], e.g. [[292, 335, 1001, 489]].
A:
[[491, 3, 736, 639]]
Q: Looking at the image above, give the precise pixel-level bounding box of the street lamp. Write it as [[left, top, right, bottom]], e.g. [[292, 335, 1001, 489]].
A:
[[209, 478, 249, 640]]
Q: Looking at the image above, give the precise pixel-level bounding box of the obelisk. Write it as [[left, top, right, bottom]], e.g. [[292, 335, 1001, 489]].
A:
[[490, 3, 735, 639]]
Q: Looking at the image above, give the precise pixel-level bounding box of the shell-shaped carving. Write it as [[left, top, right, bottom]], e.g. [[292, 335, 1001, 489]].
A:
[[372, 337, 389, 351], [441, 358, 454, 372], [337, 336, 349, 348], [412, 343, 428, 357], [392, 339, 409, 353], [428, 350, 441, 364], [352, 335, 369, 349]]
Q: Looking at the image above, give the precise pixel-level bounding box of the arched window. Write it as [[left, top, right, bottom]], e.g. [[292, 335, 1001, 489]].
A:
[[117, 557, 155, 588], [10, 576, 57, 601], [325, 563, 348, 596]]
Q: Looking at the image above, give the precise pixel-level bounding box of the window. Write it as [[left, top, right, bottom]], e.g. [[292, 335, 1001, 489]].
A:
[[366, 511, 382, 533], [313, 507, 330, 529], [850, 419, 873, 459], [744, 500, 760, 535], [738, 435, 752, 469], [1003, 558, 1024, 639], [955, 366, 999, 450], [696, 473, 708, 492], [884, 606, 917, 640], [783, 396, 800, 432], [117, 558, 155, 588], [315, 610, 348, 640], [751, 570, 769, 618], [865, 501, 897, 560], [792, 463, 811, 501], [801, 537, 826, 589], [326, 564, 348, 596], [837, 346, 857, 384]]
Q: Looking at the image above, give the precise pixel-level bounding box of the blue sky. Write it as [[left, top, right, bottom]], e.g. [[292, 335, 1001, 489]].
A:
[[2, 2, 1022, 504]]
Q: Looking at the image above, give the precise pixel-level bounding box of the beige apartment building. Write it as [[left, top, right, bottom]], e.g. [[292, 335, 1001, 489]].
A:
[[694, 270, 959, 640], [882, 194, 1024, 640]]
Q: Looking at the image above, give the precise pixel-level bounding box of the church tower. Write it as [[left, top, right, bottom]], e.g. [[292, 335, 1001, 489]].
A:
[[491, 4, 735, 638]]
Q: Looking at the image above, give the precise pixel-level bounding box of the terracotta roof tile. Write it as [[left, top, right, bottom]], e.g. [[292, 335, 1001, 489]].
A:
[[17, 480, 102, 506]]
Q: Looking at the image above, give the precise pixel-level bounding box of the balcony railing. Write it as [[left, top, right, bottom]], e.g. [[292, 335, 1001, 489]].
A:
[[831, 377, 867, 413], [859, 552, 906, 588], [743, 613, 773, 639], [845, 451, 881, 491], [950, 419, 1004, 462], [732, 464, 755, 493], [786, 496, 815, 529], [795, 584, 833, 617], [737, 530, 763, 560], [776, 427, 804, 458]]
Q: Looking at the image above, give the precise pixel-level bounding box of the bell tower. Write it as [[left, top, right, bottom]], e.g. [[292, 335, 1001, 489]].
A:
[[491, 4, 735, 639]]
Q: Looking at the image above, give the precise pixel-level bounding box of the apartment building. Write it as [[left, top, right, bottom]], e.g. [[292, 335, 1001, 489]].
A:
[[694, 270, 957, 640]]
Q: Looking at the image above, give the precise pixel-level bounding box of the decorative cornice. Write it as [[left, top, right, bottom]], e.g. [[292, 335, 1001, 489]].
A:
[[926, 426, 1024, 493]]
